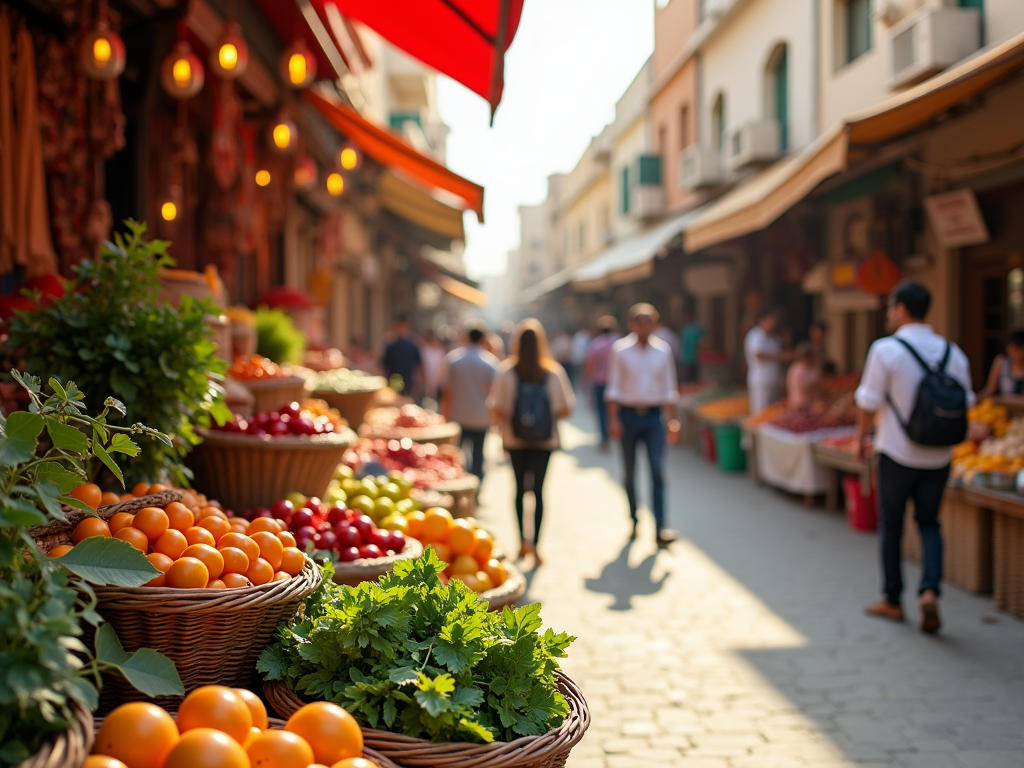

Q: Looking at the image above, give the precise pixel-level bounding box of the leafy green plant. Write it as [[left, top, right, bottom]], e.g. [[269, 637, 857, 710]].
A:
[[5, 220, 231, 485], [256, 307, 306, 365], [258, 551, 574, 744], [0, 371, 184, 767]]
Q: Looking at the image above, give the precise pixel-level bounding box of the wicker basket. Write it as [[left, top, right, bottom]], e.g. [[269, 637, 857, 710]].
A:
[[903, 493, 993, 594], [17, 701, 93, 768], [265, 671, 589, 768], [410, 488, 456, 514], [313, 386, 386, 429], [429, 476, 480, 519], [480, 561, 526, 611], [993, 510, 1024, 619], [360, 421, 462, 447], [332, 537, 425, 587], [236, 374, 307, 414], [187, 428, 356, 511]]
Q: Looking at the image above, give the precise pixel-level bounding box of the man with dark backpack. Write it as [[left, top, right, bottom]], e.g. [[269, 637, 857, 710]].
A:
[[854, 281, 974, 634]]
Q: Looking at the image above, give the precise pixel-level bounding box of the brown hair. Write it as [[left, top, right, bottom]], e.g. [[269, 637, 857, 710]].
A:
[[510, 318, 555, 383]]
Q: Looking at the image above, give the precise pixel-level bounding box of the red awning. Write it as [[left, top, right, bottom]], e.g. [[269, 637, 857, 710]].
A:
[[318, 0, 524, 116], [305, 89, 485, 222]]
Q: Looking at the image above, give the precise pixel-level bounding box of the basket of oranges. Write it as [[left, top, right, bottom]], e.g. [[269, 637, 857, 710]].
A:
[[228, 355, 307, 414], [18, 700, 93, 768], [39, 495, 322, 709]]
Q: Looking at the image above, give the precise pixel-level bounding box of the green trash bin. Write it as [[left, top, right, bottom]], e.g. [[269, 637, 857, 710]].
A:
[[713, 425, 746, 472]]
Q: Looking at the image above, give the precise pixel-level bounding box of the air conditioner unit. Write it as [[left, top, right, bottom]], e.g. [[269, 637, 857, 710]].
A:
[[632, 186, 665, 219], [727, 119, 780, 171], [887, 7, 980, 89], [679, 146, 722, 190]]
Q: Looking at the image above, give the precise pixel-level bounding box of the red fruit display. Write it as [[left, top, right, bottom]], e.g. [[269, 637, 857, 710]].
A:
[[342, 438, 466, 489]]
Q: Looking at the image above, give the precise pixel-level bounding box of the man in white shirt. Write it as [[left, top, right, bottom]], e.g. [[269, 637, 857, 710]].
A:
[[854, 281, 974, 634], [606, 303, 681, 547], [440, 323, 500, 481], [745, 309, 787, 415]]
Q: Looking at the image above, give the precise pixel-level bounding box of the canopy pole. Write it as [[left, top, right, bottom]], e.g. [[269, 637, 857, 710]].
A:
[[489, 0, 509, 125]]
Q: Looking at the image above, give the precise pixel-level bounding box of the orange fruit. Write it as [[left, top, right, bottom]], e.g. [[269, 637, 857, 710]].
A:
[[331, 759, 381, 768], [47, 544, 74, 558], [165, 557, 209, 589], [131, 482, 151, 497], [119, 493, 135, 502], [179, 490, 198, 509], [177, 686, 252, 744], [285, 701, 362, 765], [475, 570, 494, 592], [147, 483, 169, 495], [181, 544, 224, 580], [93, 701, 179, 768], [483, 559, 507, 588], [198, 505, 228, 520], [247, 517, 281, 535], [450, 554, 479, 574], [450, 571, 483, 592], [228, 517, 250, 531], [184, 526, 216, 548], [164, 502, 195, 533], [245, 557, 274, 586], [279, 547, 305, 576], [244, 726, 261, 748], [99, 491, 122, 507], [198, 515, 230, 542], [273, 571, 290, 581], [70, 483, 102, 510], [153, 529, 188, 560], [277, 530, 297, 548], [72, 517, 110, 544], [207, 579, 226, 589], [219, 546, 250, 575], [133, 507, 169, 543], [473, 530, 494, 564], [249, 531, 284, 570], [447, 520, 476, 555], [246, 729, 314, 768], [404, 510, 426, 539], [219, 532, 261, 564], [428, 542, 451, 565], [233, 688, 268, 731], [163, 728, 249, 768], [84, 757, 129, 768], [145, 552, 173, 587], [222, 572, 252, 588], [114, 527, 149, 553], [420, 508, 453, 542], [108, 512, 135, 536], [228, 524, 249, 535]]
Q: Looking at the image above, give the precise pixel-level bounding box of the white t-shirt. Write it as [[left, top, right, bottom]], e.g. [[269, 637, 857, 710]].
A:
[[745, 326, 782, 385], [854, 323, 975, 469], [605, 334, 679, 407]]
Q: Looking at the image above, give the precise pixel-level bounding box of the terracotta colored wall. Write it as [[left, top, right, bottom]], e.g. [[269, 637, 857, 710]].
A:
[[654, 0, 697, 79]]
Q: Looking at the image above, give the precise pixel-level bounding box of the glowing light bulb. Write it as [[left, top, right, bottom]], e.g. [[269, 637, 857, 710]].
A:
[[172, 58, 192, 86], [340, 147, 359, 170], [93, 37, 112, 65], [272, 123, 292, 149], [161, 201, 178, 221], [288, 53, 307, 85], [326, 172, 344, 196], [255, 170, 271, 187], [218, 43, 238, 71]]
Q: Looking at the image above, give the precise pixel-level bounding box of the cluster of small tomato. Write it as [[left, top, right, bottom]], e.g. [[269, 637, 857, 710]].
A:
[[86, 684, 373, 768], [214, 401, 345, 438], [228, 354, 289, 380]]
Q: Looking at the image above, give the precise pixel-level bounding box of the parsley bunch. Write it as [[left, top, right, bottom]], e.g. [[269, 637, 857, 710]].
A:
[[258, 551, 575, 743]]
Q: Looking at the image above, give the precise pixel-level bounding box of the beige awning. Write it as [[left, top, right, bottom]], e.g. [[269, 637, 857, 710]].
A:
[[379, 171, 466, 241], [684, 30, 1024, 253]]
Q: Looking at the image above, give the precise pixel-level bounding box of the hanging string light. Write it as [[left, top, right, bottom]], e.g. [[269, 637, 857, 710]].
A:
[[326, 172, 345, 196], [211, 22, 248, 80], [339, 143, 362, 171], [255, 169, 271, 187], [269, 111, 297, 153], [79, 1, 126, 81], [160, 186, 183, 222], [161, 39, 204, 99], [280, 39, 316, 89]]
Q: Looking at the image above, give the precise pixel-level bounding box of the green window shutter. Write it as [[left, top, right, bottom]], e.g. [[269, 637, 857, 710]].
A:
[[846, 0, 872, 63], [621, 166, 630, 214], [637, 155, 662, 185], [774, 47, 789, 151]]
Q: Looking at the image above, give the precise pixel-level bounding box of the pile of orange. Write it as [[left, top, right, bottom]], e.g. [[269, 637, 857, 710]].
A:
[[405, 508, 508, 594], [69, 481, 219, 511], [88, 684, 371, 768], [50, 498, 308, 590], [229, 355, 289, 381]]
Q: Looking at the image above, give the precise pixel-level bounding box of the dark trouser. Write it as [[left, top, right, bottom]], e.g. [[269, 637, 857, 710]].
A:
[[877, 453, 950, 606], [509, 449, 552, 545], [593, 383, 609, 444], [619, 407, 666, 529], [459, 428, 488, 480]]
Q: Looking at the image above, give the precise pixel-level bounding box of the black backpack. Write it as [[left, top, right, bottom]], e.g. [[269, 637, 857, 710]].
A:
[[886, 338, 968, 447], [512, 373, 553, 442]]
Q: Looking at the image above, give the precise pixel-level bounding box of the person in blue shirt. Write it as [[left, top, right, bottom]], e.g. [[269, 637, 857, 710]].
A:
[[381, 314, 423, 397]]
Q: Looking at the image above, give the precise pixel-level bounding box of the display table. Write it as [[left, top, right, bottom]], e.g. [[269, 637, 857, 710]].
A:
[[958, 485, 1024, 615], [755, 425, 855, 499], [811, 444, 871, 512]]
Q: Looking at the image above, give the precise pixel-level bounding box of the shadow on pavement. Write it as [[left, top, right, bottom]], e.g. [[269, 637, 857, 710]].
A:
[[583, 541, 669, 611]]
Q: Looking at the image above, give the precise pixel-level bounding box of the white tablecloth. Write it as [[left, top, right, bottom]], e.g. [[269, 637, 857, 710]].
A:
[[755, 425, 855, 494]]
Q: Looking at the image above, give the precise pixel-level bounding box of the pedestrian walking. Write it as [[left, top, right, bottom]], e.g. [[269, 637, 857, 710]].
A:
[[440, 323, 499, 482], [570, 326, 592, 389], [854, 280, 973, 634], [605, 303, 681, 547], [550, 330, 573, 382], [678, 305, 706, 383], [381, 314, 422, 397], [584, 315, 619, 450], [745, 308, 787, 415], [420, 331, 447, 404], [490, 319, 574, 563]]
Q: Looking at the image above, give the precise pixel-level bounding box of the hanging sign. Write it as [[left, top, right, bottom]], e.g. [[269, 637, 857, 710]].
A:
[[857, 249, 902, 294], [924, 189, 989, 248]]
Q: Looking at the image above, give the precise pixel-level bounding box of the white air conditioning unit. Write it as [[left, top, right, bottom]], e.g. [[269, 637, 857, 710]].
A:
[[887, 7, 980, 89], [632, 185, 665, 219], [679, 146, 722, 190], [727, 119, 780, 171]]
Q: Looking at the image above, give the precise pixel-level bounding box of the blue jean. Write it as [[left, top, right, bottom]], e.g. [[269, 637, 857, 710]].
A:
[[877, 453, 949, 605], [460, 428, 488, 480], [593, 384, 609, 443], [619, 407, 666, 529]]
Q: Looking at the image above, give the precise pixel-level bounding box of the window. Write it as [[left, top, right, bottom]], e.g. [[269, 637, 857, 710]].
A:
[[679, 105, 690, 149], [621, 166, 630, 214], [711, 94, 726, 152], [765, 44, 789, 151], [845, 0, 872, 63]]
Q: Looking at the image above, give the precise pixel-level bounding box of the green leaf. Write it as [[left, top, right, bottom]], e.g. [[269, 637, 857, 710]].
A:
[[104, 397, 127, 417], [44, 419, 89, 454], [0, 411, 44, 465], [54, 537, 160, 586], [36, 463, 85, 494], [115, 649, 184, 697], [60, 496, 96, 515], [0, 498, 47, 527], [94, 623, 129, 665], [109, 433, 140, 457], [48, 377, 68, 399], [414, 673, 456, 718], [92, 441, 124, 488]]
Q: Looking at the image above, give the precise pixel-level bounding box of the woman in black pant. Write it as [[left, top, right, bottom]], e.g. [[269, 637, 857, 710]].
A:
[[490, 319, 575, 564]]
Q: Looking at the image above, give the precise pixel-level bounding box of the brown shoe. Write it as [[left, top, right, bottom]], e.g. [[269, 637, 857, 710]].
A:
[[865, 599, 905, 622], [919, 592, 941, 635]]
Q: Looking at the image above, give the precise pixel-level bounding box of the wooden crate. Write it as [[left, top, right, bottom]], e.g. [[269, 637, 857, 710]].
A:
[[993, 511, 1024, 619], [902, 492, 993, 594]]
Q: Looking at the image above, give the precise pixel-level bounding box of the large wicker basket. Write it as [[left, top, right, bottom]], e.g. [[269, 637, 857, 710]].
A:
[[236, 374, 307, 414], [480, 561, 526, 611], [265, 671, 589, 768], [187, 428, 356, 511], [360, 421, 462, 447], [331, 537, 425, 587], [429, 475, 480, 519], [313, 385, 386, 429], [17, 701, 93, 768], [28, 491, 185, 552]]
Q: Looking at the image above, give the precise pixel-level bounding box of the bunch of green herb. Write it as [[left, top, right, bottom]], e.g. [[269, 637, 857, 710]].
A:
[[255, 307, 307, 365], [258, 551, 574, 744], [4, 220, 230, 485], [0, 372, 183, 766]]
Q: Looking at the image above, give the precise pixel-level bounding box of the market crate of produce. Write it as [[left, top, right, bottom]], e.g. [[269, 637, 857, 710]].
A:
[[429, 474, 481, 518], [17, 701, 92, 768], [229, 355, 307, 414], [343, 436, 469, 490], [305, 367, 388, 428], [360, 404, 462, 446], [333, 536, 425, 586]]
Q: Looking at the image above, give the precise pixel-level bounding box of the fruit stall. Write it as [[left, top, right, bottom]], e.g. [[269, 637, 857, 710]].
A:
[[690, 390, 750, 472]]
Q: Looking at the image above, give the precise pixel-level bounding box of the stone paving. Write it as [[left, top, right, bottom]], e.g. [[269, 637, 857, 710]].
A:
[[473, 411, 1024, 768]]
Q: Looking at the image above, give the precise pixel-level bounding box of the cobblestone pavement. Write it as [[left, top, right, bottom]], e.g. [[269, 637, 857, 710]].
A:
[[473, 411, 1024, 768]]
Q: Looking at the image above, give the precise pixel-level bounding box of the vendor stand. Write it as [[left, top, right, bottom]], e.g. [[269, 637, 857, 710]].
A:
[[811, 441, 872, 513]]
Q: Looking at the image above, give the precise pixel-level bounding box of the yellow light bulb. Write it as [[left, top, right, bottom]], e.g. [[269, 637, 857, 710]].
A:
[[340, 147, 358, 170], [255, 170, 271, 187], [272, 123, 292, 149], [161, 201, 177, 221], [172, 58, 191, 86], [326, 172, 344, 196], [288, 53, 307, 85], [93, 37, 112, 65], [218, 43, 238, 71]]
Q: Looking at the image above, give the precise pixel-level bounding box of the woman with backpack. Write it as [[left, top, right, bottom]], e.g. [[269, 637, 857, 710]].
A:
[[490, 319, 575, 564]]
